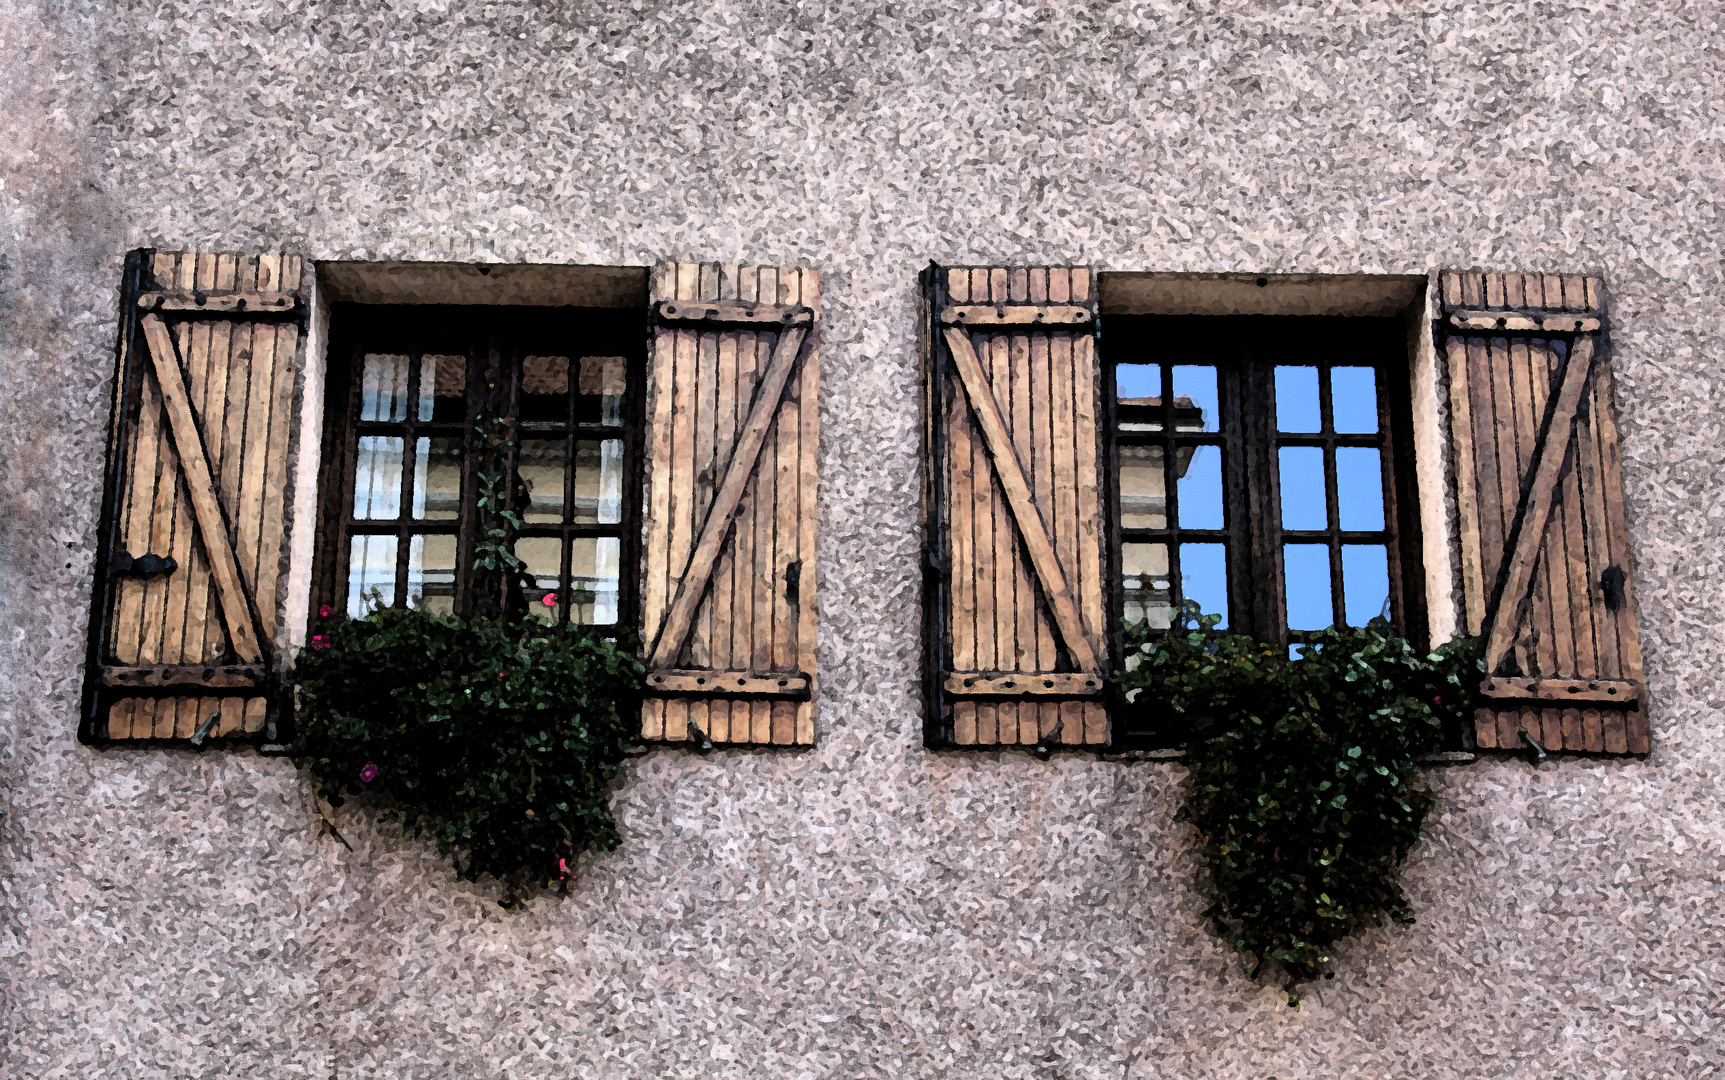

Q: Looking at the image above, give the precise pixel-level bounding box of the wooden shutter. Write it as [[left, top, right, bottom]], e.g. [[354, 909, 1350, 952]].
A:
[[1439, 271, 1648, 755], [81, 249, 305, 742], [639, 262, 820, 746], [923, 266, 1108, 748]]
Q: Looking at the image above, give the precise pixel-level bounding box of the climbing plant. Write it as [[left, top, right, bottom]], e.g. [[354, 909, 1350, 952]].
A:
[[1119, 602, 1481, 1003], [293, 410, 645, 899]]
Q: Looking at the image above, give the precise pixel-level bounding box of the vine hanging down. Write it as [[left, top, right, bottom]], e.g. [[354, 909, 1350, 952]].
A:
[[1119, 603, 1480, 1003]]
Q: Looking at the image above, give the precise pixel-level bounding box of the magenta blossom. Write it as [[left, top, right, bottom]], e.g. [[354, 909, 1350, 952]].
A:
[[310, 634, 332, 650], [319, 604, 334, 619], [558, 857, 574, 881], [359, 763, 379, 783], [542, 592, 558, 607]]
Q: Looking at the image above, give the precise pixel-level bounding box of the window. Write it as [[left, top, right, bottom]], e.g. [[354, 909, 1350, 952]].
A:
[[1103, 316, 1423, 655], [313, 306, 647, 629]]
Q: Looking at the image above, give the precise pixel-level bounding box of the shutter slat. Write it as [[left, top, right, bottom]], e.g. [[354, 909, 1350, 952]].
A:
[[928, 265, 1106, 748], [640, 261, 820, 746], [85, 248, 304, 742], [1439, 270, 1646, 755]]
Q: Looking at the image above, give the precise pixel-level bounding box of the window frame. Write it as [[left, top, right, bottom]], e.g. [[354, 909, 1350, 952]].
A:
[[311, 303, 650, 633], [1102, 314, 1428, 746]]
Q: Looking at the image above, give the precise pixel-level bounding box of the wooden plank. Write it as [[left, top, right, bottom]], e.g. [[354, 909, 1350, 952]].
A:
[[244, 696, 267, 733], [217, 695, 244, 736], [191, 254, 238, 662], [771, 266, 800, 746], [139, 314, 263, 663], [1026, 269, 1059, 743], [1073, 318, 1106, 745], [107, 699, 135, 740], [945, 270, 975, 745], [732, 267, 761, 744], [1512, 333, 1560, 695], [690, 264, 720, 679], [647, 669, 810, 698], [655, 299, 812, 327], [101, 664, 266, 688], [1448, 309, 1600, 334], [236, 288, 279, 601], [254, 320, 299, 641], [1008, 281, 1037, 744], [1480, 676, 1639, 702], [943, 325, 1099, 674], [1445, 335, 1486, 634], [707, 266, 740, 744], [945, 672, 1106, 696], [664, 263, 699, 742], [138, 290, 297, 314], [163, 257, 217, 667], [749, 269, 777, 746], [940, 304, 1093, 327], [640, 264, 678, 741], [795, 267, 821, 746], [969, 276, 997, 746], [112, 357, 161, 664], [1051, 269, 1083, 744], [1483, 337, 1597, 677], [989, 327, 1017, 742]]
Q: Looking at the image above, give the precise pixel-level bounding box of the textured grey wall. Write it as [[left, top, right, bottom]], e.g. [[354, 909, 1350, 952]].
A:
[[4, 1, 1724, 1077]]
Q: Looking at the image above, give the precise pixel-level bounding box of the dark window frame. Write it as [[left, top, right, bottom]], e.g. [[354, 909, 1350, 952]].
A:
[[1102, 315, 1427, 747], [311, 303, 649, 633]]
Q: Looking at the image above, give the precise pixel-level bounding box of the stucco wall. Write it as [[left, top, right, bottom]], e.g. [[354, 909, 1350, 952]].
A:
[[4, 1, 1724, 1077]]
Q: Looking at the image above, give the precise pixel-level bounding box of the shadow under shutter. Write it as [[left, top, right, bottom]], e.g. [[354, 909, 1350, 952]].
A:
[[82, 248, 305, 742], [924, 265, 1108, 748], [639, 261, 820, 746], [1439, 270, 1648, 755]]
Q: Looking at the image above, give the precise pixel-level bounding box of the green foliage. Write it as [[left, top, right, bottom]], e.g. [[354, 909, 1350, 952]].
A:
[[1119, 602, 1481, 1002], [293, 606, 646, 894]]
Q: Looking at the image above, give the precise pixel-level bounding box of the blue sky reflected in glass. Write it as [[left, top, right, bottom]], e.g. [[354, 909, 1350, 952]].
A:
[[1116, 363, 1161, 399], [1331, 367, 1379, 433], [1275, 366, 1321, 432], [1335, 447, 1385, 531], [1278, 446, 1326, 530], [1342, 545, 1391, 625], [1172, 366, 1219, 431], [1283, 544, 1332, 630], [1180, 543, 1228, 628], [1178, 446, 1224, 529]]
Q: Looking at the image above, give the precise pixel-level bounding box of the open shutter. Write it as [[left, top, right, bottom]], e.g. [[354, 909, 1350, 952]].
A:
[[924, 265, 1108, 748], [1439, 271, 1647, 755], [639, 261, 820, 746], [81, 248, 305, 742]]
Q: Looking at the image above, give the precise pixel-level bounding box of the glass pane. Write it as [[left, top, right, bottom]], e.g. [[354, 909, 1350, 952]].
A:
[[416, 354, 467, 423], [1283, 544, 1333, 631], [518, 439, 567, 524], [1121, 542, 1173, 629], [1331, 367, 1379, 434], [411, 437, 463, 521], [516, 536, 564, 624], [406, 534, 458, 615], [1275, 366, 1321, 433], [359, 354, 409, 422], [521, 356, 570, 425], [1278, 446, 1327, 531], [577, 356, 628, 426], [346, 534, 397, 616], [1176, 444, 1223, 530], [574, 439, 625, 524], [1179, 542, 1229, 628], [1342, 544, 1391, 626], [1171, 365, 1218, 432], [1118, 444, 1167, 529], [352, 436, 403, 520], [570, 536, 621, 625], [1335, 447, 1386, 531], [1115, 363, 1164, 432]]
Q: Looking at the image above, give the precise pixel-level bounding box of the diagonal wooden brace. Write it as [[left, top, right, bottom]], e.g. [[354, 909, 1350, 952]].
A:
[[139, 314, 266, 664], [648, 324, 809, 668], [943, 325, 1099, 673], [1482, 335, 1596, 676]]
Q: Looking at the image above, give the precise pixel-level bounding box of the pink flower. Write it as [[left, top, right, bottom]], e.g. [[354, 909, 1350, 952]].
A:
[[310, 634, 331, 650], [359, 763, 379, 783], [558, 857, 574, 881], [542, 592, 558, 607], [319, 604, 334, 619]]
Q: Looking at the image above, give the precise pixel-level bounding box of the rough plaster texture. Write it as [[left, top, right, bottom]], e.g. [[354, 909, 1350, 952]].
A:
[[3, 1, 1725, 1077]]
